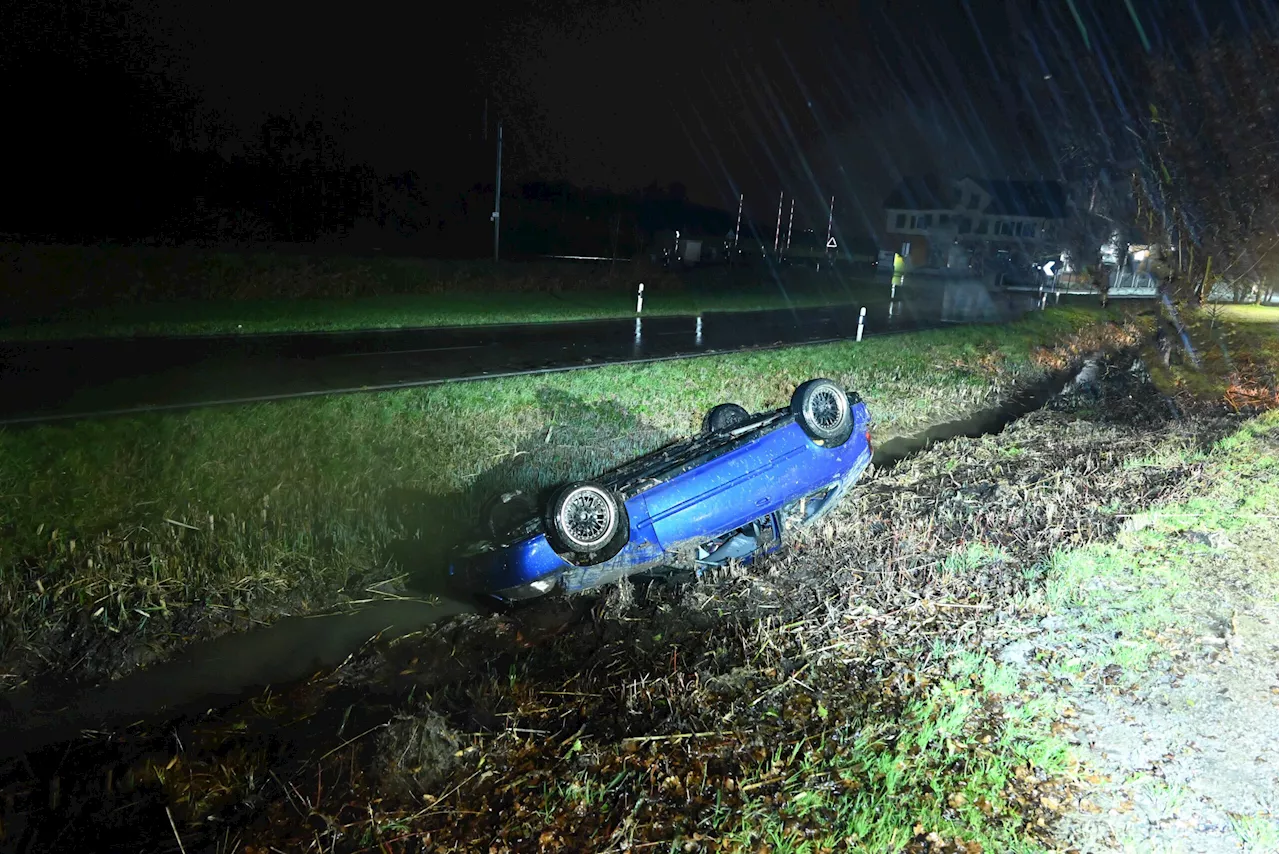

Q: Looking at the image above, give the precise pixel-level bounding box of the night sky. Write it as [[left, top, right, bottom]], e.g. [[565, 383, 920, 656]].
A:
[[3, 0, 1275, 240], [148, 0, 1035, 219]]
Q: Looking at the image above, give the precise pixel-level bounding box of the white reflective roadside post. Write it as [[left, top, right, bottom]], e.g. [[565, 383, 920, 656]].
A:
[[856, 306, 866, 341], [695, 315, 703, 346], [634, 283, 644, 352]]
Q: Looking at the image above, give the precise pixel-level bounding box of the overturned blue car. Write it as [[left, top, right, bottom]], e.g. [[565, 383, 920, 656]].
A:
[[449, 379, 873, 601]]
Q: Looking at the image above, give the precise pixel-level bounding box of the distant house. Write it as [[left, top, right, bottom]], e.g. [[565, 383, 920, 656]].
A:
[[883, 176, 1068, 273], [650, 227, 729, 265], [644, 202, 736, 266]]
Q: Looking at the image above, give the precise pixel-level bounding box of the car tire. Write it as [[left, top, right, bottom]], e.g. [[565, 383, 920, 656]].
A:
[[480, 490, 537, 542], [544, 481, 630, 566], [702, 402, 750, 433], [791, 379, 854, 445]]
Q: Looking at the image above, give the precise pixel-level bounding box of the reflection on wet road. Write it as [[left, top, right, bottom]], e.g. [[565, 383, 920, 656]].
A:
[[0, 275, 1043, 423]]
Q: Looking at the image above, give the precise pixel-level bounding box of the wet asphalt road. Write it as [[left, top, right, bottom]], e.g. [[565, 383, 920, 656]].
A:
[[0, 301, 960, 424]]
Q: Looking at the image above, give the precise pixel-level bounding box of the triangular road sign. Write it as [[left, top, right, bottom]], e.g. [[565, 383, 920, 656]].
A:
[[826, 236, 837, 249]]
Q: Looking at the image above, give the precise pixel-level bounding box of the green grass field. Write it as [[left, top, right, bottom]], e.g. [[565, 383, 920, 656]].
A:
[[1151, 302, 1278, 408], [0, 288, 888, 338], [0, 243, 883, 338], [0, 306, 1133, 688]]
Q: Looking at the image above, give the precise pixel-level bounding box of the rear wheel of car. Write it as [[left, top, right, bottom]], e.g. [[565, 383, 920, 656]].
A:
[[545, 481, 630, 565], [791, 378, 854, 445], [703, 402, 750, 433]]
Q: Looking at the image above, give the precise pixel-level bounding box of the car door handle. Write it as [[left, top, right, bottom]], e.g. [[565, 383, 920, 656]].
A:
[[755, 497, 770, 507]]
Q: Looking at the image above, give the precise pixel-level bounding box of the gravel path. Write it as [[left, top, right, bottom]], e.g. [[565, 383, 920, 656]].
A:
[[1050, 524, 1279, 853]]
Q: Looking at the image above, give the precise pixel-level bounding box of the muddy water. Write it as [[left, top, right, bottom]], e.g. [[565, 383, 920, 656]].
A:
[[1, 597, 472, 757]]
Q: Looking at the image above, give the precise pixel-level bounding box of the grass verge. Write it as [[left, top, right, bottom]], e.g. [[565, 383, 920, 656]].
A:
[[1020, 408, 1278, 683], [0, 307, 1135, 691], [1151, 302, 1278, 411]]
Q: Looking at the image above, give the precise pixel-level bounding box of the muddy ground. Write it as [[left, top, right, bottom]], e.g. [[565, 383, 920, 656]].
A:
[[0, 347, 1274, 853]]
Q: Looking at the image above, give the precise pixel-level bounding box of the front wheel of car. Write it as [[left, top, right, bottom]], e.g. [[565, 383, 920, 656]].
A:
[[791, 378, 854, 445], [545, 481, 630, 565], [703, 402, 750, 433]]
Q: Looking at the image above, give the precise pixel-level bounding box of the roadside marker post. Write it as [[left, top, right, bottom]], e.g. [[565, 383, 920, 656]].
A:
[[695, 315, 703, 346], [634, 283, 644, 349], [856, 306, 866, 342]]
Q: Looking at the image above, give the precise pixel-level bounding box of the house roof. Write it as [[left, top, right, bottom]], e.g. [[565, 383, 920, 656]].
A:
[[883, 176, 952, 211], [964, 179, 1068, 219], [885, 176, 1069, 219]]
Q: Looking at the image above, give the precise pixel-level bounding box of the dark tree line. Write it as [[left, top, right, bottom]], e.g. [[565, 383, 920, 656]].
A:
[[0, 0, 731, 256]]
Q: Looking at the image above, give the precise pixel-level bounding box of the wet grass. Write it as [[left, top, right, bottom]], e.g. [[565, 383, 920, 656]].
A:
[[2, 332, 1275, 852], [1152, 302, 1278, 411], [1031, 409, 1279, 677], [0, 243, 883, 338], [0, 307, 1133, 689], [1231, 813, 1280, 852]]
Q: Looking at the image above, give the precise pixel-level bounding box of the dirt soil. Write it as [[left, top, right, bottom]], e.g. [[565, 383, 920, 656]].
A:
[[0, 349, 1273, 853]]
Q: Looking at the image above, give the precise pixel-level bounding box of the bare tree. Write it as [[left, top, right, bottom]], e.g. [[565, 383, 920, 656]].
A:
[[1128, 33, 1278, 305], [1022, 8, 1277, 309]]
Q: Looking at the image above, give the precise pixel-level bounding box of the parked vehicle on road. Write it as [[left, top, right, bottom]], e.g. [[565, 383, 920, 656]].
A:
[[450, 379, 873, 601]]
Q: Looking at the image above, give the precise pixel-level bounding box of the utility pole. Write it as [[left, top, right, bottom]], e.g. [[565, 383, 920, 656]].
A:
[[785, 198, 795, 252], [492, 121, 503, 262], [734, 193, 743, 249], [824, 195, 835, 258]]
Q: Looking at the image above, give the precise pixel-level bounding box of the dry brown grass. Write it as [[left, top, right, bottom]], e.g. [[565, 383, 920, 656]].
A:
[[218, 354, 1238, 853]]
